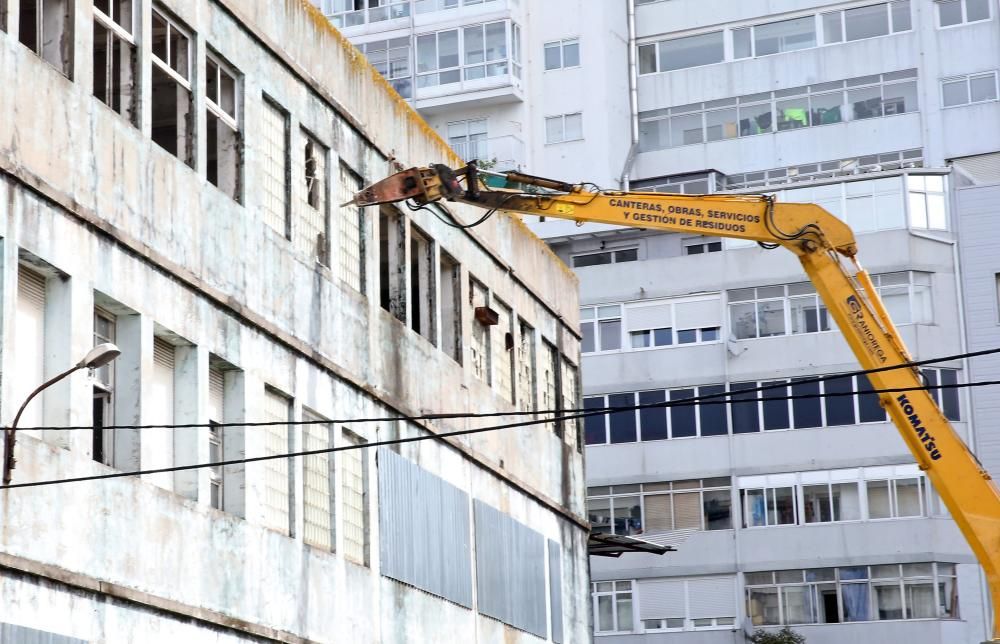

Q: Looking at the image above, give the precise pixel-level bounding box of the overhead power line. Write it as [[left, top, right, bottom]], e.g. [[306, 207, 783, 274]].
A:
[[3, 377, 1000, 491], [11, 346, 1000, 433]]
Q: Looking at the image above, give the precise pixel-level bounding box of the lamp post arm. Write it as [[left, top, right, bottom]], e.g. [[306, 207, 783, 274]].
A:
[[3, 363, 84, 486]]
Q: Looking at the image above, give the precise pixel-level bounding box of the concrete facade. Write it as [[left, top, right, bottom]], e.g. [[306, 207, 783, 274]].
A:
[[0, 1, 588, 642]]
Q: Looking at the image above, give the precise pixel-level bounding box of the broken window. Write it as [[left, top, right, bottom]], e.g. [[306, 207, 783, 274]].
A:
[[19, 0, 73, 76], [261, 97, 290, 237], [491, 297, 514, 402], [515, 318, 536, 415], [469, 277, 490, 385], [341, 428, 369, 565], [262, 387, 294, 536], [337, 163, 364, 291], [295, 130, 328, 263], [541, 340, 558, 434], [92, 307, 116, 465], [150, 8, 192, 166], [379, 206, 405, 321], [205, 52, 242, 202], [93, 0, 137, 124], [439, 250, 461, 363], [409, 224, 435, 343]]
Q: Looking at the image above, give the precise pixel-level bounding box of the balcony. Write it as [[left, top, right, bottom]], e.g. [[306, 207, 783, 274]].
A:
[[451, 134, 525, 172]]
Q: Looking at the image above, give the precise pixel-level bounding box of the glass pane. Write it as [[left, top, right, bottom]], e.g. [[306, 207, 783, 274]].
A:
[[783, 585, 817, 624], [670, 388, 697, 438], [171, 28, 189, 79], [762, 381, 790, 430], [909, 192, 928, 229], [777, 97, 810, 130], [905, 582, 936, 618], [811, 91, 844, 126], [754, 16, 816, 56], [699, 384, 729, 436], [597, 595, 614, 631], [438, 30, 459, 68], [941, 369, 960, 420], [803, 484, 833, 523], [792, 378, 822, 428], [824, 375, 856, 426], [868, 480, 892, 519], [639, 390, 669, 441], [617, 594, 633, 632], [670, 113, 704, 147], [581, 321, 595, 353], [744, 489, 766, 527], [970, 74, 998, 102], [967, 0, 991, 21], [609, 393, 637, 443], [654, 327, 673, 346], [891, 0, 912, 31], [849, 85, 883, 120], [749, 588, 780, 625], [874, 582, 903, 620], [845, 3, 889, 40], [772, 487, 796, 525], [733, 27, 751, 58], [599, 319, 622, 351], [938, 575, 959, 617], [757, 300, 786, 336], [564, 113, 584, 140], [739, 103, 773, 136], [588, 497, 612, 533], [563, 41, 580, 67], [658, 31, 724, 72], [677, 329, 697, 344], [841, 583, 871, 621], [730, 302, 757, 339], [731, 382, 761, 433], [895, 478, 923, 517], [832, 482, 862, 520], [584, 397, 608, 444], [630, 330, 651, 348], [822, 12, 843, 43], [638, 43, 657, 74], [484, 21, 507, 61], [152, 12, 168, 62], [703, 488, 732, 529], [926, 193, 946, 229], [884, 80, 918, 115], [938, 0, 963, 26], [464, 25, 485, 64], [614, 496, 643, 535], [790, 295, 821, 334]]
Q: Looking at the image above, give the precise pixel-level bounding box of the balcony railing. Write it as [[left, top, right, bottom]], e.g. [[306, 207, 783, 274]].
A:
[[452, 135, 525, 172]]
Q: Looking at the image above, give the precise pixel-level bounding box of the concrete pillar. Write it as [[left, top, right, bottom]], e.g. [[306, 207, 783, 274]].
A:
[[173, 344, 206, 500], [113, 312, 150, 475], [41, 273, 92, 453], [241, 372, 266, 527], [222, 368, 247, 518]]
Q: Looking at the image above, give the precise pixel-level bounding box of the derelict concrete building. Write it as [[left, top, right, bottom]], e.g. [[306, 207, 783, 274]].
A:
[[0, 1, 587, 642]]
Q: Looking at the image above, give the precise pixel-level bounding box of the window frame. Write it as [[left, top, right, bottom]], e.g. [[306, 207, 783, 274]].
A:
[[544, 37, 580, 71], [150, 6, 192, 89], [205, 50, 240, 131], [587, 478, 734, 536], [545, 112, 584, 144], [935, 0, 992, 28], [940, 70, 1000, 107], [592, 580, 636, 634], [581, 304, 623, 354]]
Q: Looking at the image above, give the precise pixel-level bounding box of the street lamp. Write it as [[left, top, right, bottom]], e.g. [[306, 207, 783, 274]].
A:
[[2, 343, 121, 486]]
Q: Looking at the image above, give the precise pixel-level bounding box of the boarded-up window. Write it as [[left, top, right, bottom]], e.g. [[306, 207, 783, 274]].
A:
[[261, 98, 290, 237], [378, 448, 472, 606], [16, 267, 46, 429], [475, 500, 547, 637], [342, 428, 368, 565], [469, 277, 490, 384], [296, 130, 328, 263], [516, 319, 537, 414], [303, 410, 333, 550], [262, 388, 293, 535], [492, 298, 514, 402], [338, 163, 364, 291]]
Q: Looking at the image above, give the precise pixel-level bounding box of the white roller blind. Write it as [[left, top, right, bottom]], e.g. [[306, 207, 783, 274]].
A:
[[16, 268, 46, 428], [673, 492, 702, 530], [639, 579, 685, 619], [644, 494, 673, 532], [688, 576, 737, 618], [208, 367, 224, 423], [625, 303, 672, 331], [673, 297, 722, 329], [151, 338, 175, 426]]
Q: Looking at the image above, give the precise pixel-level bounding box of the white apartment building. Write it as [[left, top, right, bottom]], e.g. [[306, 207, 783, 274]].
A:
[[330, 0, 1000, 643], [0, 1, 589, 642]]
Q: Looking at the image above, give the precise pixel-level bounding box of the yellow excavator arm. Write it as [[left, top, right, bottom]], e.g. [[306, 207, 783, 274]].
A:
[[353, 162, 1000, 641]]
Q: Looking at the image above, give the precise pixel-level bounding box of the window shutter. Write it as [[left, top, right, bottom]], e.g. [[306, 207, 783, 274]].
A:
[[687, 576, 737, 618], [152, 338, 175, 425], [644, 494, 674, 532], [208, 367, 225, 423], [674, 298, 722, 329], [625, 303, 672, 331], [638, 579, 686, 619], [673, 492, 702, 530]]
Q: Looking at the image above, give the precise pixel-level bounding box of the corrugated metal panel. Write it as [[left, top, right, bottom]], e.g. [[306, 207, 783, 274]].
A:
[[474, 500, 547, 637], [954, 152, 1000, 185], [688, 576, 737, 618], [378, 448, 472, 607], [638, 579, 685, 619], [547, 540, 563, 644], [0, 623, 87, 644]]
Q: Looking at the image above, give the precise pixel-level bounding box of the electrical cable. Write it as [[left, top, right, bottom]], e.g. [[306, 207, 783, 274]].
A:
[[12, 346, 1000, 433]]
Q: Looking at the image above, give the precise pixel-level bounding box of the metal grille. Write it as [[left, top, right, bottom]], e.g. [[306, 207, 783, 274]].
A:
[[338, 163, 363, 291], [295, 133, 327, 261], [260, 100, 289, 236], [516, 320, 536, 414], [378, 448, 473, 607], [262, 388, 291, 535], [470, 279, 490, 384], [341, 429, 367, 564], [492, 298, 514, 402], [303, 413, 332, 550]]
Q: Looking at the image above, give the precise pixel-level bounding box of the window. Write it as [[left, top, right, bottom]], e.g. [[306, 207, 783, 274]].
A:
[[516, 319, 536, 414], [439, 251, 462, 362], [15, 267, 47, 430], [684, 239, 722, 255], [93, 308, 116, 466], [942, 71, 999, 107], [733, 16, 816, 59], [726, 149, 924, 191], [639, 577, 737, 633], [262, 387, 293, 536], [871, 271, 933, 322], [584, 383, 729, 444], [362, 38, 412, 98], [302, 410, 333, 550], [580, 305, 621, 353], [261, 98, 290, 238], [822, 1, 911, 43], [325, 0, 409, 26], [638, 70, 918, 152], [379, 207, 405, 320], [414, 0, 499, 11], [587, 478, 732, 535], [560, 358, 581, 445], [409, 224, 436, 343], [936, 0, 991, 27], [491, 297, 514, 402], [297, 130, 328, 263], [337, 163, 365, 291], [150, 336, 176, 486], [205, 52, 241, 202], [746, 562, 957, 626], [545, 113, 583, 144], [150, 9, 192, 166], [416, 21, 516, 88], [572, 248, 637, 268], [544, 38, 579, 70], [638, 31, 724, 74], [93, 0, 137, 125], [341, 428, 369, 565], [469, 277, 490, 384], [593, 581, 634, 633], [541, 340, 559, 434], [20, 0, 73, 75], [448, 119, 487, 161], [207, 366, 225, 509], [742, 486, 797, 527]]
